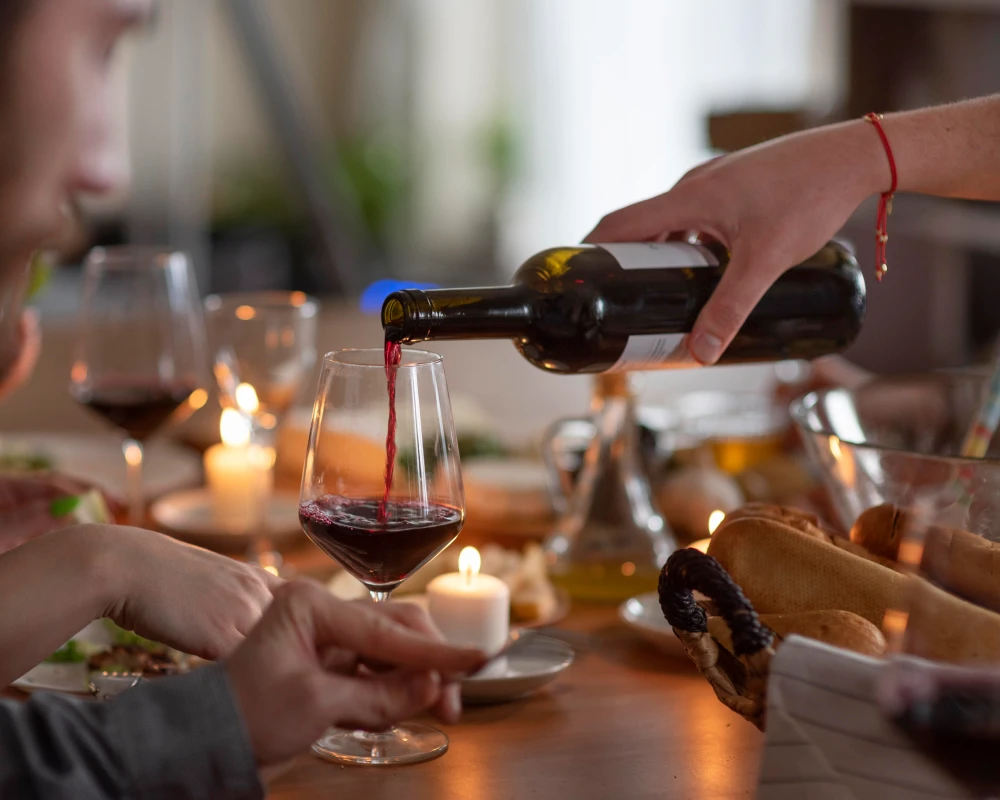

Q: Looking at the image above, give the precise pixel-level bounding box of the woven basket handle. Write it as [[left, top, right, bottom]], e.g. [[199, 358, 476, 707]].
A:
[[658, 548, 773, 657]]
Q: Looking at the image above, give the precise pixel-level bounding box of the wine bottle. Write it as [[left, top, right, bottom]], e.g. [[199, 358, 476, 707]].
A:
[[381, 240, 865, 374]]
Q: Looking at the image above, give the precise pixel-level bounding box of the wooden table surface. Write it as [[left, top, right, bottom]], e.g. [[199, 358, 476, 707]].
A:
[[266, 604, 763, 800]]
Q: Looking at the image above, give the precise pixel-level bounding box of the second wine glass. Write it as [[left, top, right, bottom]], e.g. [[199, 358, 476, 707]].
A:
[[70, 247, 207, 525], [204, 291, 318, 569]]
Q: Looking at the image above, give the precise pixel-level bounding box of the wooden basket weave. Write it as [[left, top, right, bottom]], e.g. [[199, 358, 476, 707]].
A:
[[658, 548, 776, 730]]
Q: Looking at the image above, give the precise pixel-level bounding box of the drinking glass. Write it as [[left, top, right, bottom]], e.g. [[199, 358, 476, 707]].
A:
[[204, 292, 318, 570], [70, 248, 207, 525], [299, 348, 465, 765]]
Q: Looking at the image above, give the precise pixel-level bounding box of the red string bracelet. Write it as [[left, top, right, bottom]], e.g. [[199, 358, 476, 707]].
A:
[[863, 112, 897, 283]]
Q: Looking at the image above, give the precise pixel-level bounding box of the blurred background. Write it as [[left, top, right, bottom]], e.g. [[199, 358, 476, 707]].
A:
[[15, 0, 1000, 442]]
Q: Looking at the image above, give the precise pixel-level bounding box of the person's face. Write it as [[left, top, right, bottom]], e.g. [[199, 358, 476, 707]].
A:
[[0, 0, 152, 268]]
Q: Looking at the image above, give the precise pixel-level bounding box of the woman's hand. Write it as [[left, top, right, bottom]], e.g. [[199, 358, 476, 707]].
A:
[[0, 309, 41, 401], [0, 472, 118, 555], [98, 526, 283, 660], [226, 581, 486, 767], [584, 121, 887, 365]]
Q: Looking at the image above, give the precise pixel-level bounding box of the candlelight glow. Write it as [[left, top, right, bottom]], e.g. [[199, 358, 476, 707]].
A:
[[690, 538, 712, 553], [235, 305, 256, 321], [123, 442, 143, 467], [220, 408, 251, 447], [829, 435, 842, 459], [187, 388, 208, 411], [707, 510, 726, 535], [235, 382, 260, 414], [459, 546, 481, 585]]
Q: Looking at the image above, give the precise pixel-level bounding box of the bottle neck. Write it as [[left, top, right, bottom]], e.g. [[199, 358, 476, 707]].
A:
[[382, 287, 532, 344]]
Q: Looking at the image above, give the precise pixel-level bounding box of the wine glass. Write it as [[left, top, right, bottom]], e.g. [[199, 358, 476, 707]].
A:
[[204, 292, 318, 570], [70, 248, 207, 526], [299, 348, 465, 765]]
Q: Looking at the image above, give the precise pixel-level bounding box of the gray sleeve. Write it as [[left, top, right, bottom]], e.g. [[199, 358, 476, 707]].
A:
[[0, 663, 263, 800]]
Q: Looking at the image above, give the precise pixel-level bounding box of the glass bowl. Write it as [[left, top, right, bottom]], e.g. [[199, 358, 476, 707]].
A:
[[789, 372, 1000, 535]]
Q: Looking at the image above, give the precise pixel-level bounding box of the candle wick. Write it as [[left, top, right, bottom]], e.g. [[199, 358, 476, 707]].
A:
[[463, 568, 472, 588]]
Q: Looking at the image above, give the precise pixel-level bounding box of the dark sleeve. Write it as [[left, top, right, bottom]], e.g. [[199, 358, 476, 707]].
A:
[[0, 663, 263, 800]]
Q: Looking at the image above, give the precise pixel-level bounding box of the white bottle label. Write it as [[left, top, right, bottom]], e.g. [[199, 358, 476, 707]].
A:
[[596, 242, 718, 371], [597, 241, 718, 270]]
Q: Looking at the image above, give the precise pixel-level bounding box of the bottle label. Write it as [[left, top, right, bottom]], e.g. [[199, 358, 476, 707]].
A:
[[606, 334, 699, 372], [597, 241, 719, 269], [597, 242, 716, 371]]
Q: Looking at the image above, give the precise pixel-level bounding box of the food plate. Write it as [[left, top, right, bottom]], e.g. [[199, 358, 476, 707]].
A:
[[461, 632, 574, 704], [11, 663, 90, 695], [618, 592, 688, 659], [10, 620, 112, 695], [150, 488, 303, 550], [0, 433, 201, 501]]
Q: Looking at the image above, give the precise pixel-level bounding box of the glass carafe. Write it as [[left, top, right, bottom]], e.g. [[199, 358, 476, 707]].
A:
[[543, 372, 676, 601]]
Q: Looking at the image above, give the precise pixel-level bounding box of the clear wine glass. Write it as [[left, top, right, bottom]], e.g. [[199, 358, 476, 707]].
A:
[[204, 292, 318, 571], [70, 247, 207, 526], [299, 348, 465, 765]]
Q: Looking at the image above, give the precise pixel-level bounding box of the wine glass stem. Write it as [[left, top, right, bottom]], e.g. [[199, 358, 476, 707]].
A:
[[369, 591, 392, 604], [122, 438, 144, 526]]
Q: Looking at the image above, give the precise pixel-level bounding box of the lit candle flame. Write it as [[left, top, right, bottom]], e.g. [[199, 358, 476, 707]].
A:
[[235, 382, 260, 414], [220, 407, 251, 448], [459, 546, 480, 587], [829, 435, 842, 459], [707, 509, 726, 535]]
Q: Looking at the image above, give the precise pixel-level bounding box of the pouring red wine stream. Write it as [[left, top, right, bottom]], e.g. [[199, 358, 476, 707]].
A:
[[379, 338, 402, 523]]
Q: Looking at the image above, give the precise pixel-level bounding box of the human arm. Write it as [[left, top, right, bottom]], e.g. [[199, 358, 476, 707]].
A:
[[0, 525, 281, 687], [0, 582, 485, 800], [585, 95, 1000, 364]]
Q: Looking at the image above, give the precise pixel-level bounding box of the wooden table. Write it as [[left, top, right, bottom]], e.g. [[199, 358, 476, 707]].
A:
[[267, 604, 763, 800]]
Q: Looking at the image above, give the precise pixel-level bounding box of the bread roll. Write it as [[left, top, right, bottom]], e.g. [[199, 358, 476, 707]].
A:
[[707, 516, 1000, 664], [852, 503, 1000, 611], [707, 610, 885, 658]]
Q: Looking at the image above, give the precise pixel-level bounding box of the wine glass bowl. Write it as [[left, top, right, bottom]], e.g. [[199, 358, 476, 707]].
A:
[[298, 347, 464, 765], [70, 247, 207, 525], [203, 291, 318, 434]]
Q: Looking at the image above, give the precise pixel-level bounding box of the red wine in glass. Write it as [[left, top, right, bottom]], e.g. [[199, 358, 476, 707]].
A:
[[73, 378, 197, 441], [380, 339, 402, 522], [299, 496, 463, 591]]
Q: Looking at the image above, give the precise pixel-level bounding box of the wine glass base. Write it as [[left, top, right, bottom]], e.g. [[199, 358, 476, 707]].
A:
[[311, 724, 449, 766]]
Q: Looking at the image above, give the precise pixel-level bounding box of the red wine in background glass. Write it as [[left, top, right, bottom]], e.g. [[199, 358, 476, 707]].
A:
[[299, 497, 463, 590], [379, 339, 402, 523], [73, 379, 197, 441]]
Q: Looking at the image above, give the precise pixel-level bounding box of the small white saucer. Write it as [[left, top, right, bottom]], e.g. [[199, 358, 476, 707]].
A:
[[151, 488, 303, 550], [618, 592, 688, 659], [461, 633, 574, 705]]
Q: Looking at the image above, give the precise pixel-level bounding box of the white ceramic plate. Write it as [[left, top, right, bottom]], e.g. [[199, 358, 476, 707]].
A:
[[461, 633, 574, 705], [10, 621, 112, 695], [150, 488, 303, 550], [618, 592, 689, 659], [0, 433, 201, 501], [11, 663, 90, 695]]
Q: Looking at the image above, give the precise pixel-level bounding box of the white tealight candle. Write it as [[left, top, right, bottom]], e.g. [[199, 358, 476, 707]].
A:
[[204, 408, 274, 531], [427, 546, 510, 655]]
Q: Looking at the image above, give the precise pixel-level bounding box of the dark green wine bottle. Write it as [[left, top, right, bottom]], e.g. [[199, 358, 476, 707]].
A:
[[382, 240, 865, 374]]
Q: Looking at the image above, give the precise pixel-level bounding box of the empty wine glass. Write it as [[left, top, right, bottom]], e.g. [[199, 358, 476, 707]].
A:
[[299, 348, 465, 765], [70, 248, 207, 525], [204, 292, 318, 570]]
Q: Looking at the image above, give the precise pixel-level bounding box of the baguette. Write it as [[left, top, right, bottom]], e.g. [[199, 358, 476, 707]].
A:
[[707, 610, 886, 658], [722, 503, 899, 570], [707, 516, 1000, 664], [852, 503, 1000, 611]]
